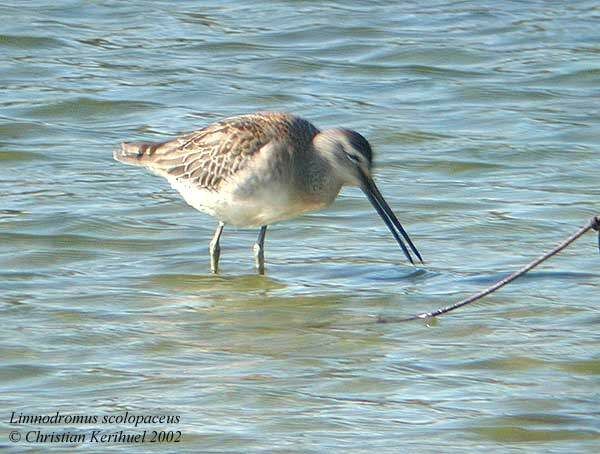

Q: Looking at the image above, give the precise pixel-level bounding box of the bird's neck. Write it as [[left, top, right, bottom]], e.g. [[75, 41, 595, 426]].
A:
[[298, 150, 342, 203]]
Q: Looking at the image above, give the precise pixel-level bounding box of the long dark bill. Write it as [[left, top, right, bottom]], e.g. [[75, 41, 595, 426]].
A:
[[360, 172, 423, 265]]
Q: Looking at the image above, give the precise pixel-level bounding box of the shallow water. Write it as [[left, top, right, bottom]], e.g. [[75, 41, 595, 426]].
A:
[[1, 1, 599, 452]]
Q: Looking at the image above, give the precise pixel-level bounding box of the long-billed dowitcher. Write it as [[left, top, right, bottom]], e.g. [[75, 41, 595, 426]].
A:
[[114, 112, 422, 274]]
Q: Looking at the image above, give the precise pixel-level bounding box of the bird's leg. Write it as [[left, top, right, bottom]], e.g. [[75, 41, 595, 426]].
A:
[[253, 225, 268, 275], [209, 222, 225, 274]]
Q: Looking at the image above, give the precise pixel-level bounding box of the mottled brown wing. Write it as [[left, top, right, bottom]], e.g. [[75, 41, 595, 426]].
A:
[[119, 113, 317, 191]]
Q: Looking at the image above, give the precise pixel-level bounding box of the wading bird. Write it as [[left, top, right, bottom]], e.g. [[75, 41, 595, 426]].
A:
[[114, 112, 422, 274]]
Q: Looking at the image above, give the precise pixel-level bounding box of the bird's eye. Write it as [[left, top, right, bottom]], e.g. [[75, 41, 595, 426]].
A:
[[346, 153, 360, 163]]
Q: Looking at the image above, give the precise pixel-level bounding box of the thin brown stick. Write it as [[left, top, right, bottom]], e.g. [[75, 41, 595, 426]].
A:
[[378, 215, 600, 323]]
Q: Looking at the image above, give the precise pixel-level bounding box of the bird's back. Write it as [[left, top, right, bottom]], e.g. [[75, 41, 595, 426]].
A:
[[114, 112, 319, 192]]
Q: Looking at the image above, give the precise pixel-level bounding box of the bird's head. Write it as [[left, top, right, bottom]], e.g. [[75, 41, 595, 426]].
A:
[[313, 128, 423, 265], [313, 128, 373, 187]]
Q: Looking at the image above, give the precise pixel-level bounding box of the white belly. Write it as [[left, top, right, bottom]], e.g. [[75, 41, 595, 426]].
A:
[[168, 178, 332, 227]]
